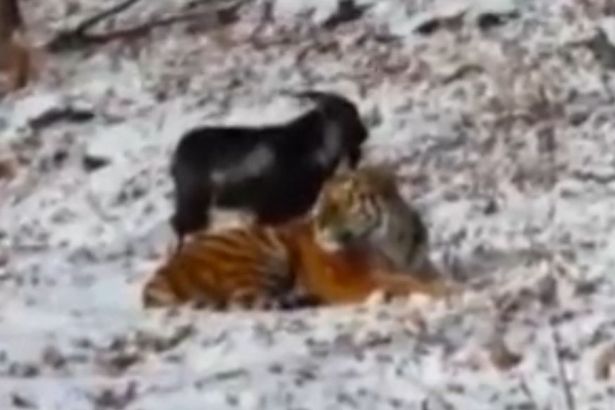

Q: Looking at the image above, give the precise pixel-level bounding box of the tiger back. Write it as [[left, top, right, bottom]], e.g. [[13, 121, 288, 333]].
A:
[[142, 223, 316, 310]]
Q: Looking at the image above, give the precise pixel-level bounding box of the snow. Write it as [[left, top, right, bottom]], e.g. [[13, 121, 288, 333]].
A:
[[2, 0, 615, 408]]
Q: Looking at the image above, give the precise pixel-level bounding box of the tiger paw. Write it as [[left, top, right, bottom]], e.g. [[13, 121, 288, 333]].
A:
[[364, 289, 390, 306]]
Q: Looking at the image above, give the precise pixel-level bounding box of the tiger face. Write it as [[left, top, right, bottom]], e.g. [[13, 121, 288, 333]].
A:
[[311, 165, 439, 282], [312, 166, 400, 252]]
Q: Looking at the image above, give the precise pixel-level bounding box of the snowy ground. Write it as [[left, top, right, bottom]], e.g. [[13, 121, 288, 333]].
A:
[[1, 0, 615, 408]]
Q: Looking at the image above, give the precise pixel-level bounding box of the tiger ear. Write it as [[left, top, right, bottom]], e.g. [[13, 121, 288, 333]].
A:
[[359, 164, 400, 194]]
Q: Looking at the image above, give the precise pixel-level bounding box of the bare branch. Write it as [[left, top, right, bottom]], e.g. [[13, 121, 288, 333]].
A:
[[550, 316, 577, 410], [46, 0, 243, 53], [46, 0, 143, 52], [87, 3, 241, 43], [73, 0, 142, 35]]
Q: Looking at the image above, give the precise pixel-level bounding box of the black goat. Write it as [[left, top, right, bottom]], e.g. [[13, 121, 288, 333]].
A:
[[170, 91, 368, 248]]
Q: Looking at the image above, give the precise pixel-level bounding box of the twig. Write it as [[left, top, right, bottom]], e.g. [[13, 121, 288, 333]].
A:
[[247, 0, 274, 45], [28, 106, 95, 130], [47, 0, 243, 53], [549, 316, 577, 410], [47, 0, 142, 52], [74, 8, 236, 43], [71, 0, 142, 37], [519, 377, 540, 410]]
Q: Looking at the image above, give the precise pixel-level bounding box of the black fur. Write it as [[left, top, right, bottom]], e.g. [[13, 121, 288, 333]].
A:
[[170, 91, 368, 247]]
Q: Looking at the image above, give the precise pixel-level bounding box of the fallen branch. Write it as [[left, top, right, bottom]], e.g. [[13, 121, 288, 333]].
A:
[[46, 0, 142, 52], [46, 0, 243, 53], [28, 106, 95, 130]]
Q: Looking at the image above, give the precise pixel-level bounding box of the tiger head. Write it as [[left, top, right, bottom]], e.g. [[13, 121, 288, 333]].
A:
[[312, 165, 402, 252]]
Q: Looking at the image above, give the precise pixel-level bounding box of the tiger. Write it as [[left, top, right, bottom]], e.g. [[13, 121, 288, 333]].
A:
[[142, 166, 456, 310]]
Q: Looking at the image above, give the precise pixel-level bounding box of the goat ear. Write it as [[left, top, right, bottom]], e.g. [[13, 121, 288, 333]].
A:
[[331, 161, 354, 179], [311, 188, 329, 218]]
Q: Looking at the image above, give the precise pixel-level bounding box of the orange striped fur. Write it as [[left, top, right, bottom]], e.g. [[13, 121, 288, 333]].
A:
[[143, 166, 457, 310], [143, 224, 311, 310], [283, 222, 453, 306]]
